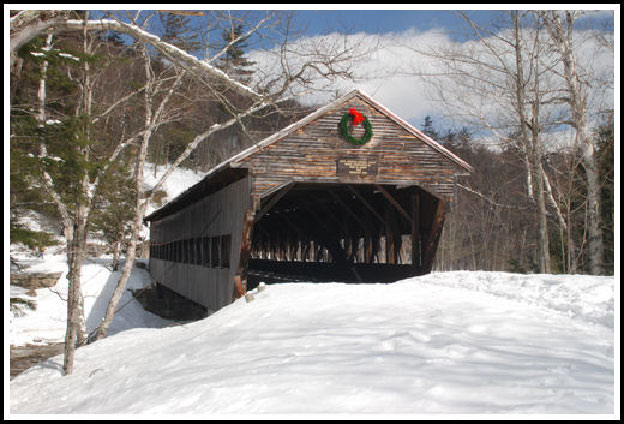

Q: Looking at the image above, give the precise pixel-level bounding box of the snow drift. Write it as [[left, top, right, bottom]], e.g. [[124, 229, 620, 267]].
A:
[[9, 270, 614, 415]]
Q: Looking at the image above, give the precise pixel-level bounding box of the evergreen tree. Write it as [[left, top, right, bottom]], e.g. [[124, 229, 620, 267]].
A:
[[159, 12, 202, 53], [10, 35, 91, 252], [218, 23, 257, 84], [422, 115, 439, 139], [598, 114, 614, 275], [90, 158, 137, 271]]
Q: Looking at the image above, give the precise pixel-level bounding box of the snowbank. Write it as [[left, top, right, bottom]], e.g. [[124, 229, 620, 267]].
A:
[[142, 162, 207, 217], [10, 162, 204, 345], [9, 255, 170, 346], [9, 271, 614, 415], [414, 271, 615, 328]]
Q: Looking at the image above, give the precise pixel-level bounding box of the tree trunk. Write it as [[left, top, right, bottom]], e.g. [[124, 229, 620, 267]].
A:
[[95, 43, 154, 340], [542, 10, 603, 275], [534, 165, 551, 273], [583, 155, 603, 274], [63, 208, 88, 374], [513, 11, 550, 274], [532, 45, 550, 274], [112, 240, 121, 271]]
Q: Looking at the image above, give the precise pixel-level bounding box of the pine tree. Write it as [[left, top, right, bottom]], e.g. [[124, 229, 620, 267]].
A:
[[422, 115, 439, 139], [159, 12, 202, 53], [219, 24, 257, 84], [90, 159, 137, 271], [598, 114, 614, 275]]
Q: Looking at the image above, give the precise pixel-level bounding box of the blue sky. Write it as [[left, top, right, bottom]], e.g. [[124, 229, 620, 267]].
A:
[[291, 10, 503, 41], [91, 8, 615, 53], [69, 7, 617, 137]]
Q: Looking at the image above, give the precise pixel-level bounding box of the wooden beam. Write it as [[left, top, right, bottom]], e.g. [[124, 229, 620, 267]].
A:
[[328, 190, 370, 232], [384, 204, 397, 264], [375, 185, 411, 223], [254, 183, 295, 223], [411, 188, 421, 269], [347, 185, 385, 224], [420, 197, 446, 274], [302, 207, 350, 265], [364, 234, 373, 263], [234, 208, 255, 297]]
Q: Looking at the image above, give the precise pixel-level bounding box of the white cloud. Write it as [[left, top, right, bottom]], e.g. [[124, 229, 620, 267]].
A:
[[247, 23, 614, 143]]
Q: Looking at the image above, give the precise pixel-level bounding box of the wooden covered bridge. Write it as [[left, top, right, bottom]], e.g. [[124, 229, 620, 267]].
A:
[[144, 90, 473, 312]]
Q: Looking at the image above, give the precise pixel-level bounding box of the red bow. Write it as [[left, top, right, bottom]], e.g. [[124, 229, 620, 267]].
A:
[[349, 108, 364, 126]]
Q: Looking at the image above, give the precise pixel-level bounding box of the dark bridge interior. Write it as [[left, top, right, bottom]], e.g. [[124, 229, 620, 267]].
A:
[[247, 182, 446, 288]]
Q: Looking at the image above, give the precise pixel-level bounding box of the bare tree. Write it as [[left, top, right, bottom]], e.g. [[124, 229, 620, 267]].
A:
[[93, 10, 377, 339], [401, 11, 563, 273], [10, 10, 243, 373], [540, 11, 609, 275], [25, 12, 101, 375], [10, 9, 378, 358]]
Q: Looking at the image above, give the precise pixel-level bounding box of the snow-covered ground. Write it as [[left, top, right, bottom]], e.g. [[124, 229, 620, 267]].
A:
[[9, 254, 170, 347], [9, 161, 207, 345], [8, 163, 617, 416], [9, 267, 616, 416], [142, 162, 207, 217]]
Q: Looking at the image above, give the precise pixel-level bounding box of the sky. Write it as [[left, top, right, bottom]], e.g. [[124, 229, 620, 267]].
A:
[[290, 9, 533, 42], [245, 8, 616, 143], [294, 9, 614, 39], [7, 6, 618, 142], [134, 7, 615, 139]]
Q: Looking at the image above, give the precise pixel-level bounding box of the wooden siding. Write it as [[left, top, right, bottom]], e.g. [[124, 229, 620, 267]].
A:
[[149, 175, 252, 311], [232, 96, 464, 200]]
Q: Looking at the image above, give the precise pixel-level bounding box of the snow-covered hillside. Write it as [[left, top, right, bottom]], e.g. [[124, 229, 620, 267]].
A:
[[142, 162, 207, 217], [9, 162, 207, 345], [9, 255, 170, 347], [9, 271, 615, 415]]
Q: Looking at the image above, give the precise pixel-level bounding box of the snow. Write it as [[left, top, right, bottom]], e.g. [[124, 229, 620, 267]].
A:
[[11, 210, 61, 238], [9, 162, 204, 343], [9, 269, 615, 416], [7, 166, 616, 416], [9, 254, 170, 347], [416, 271, 614, 328], [58, 52, 79, 62]]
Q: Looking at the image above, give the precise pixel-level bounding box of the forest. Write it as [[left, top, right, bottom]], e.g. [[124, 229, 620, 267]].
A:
[[9, 10, 614, 376]]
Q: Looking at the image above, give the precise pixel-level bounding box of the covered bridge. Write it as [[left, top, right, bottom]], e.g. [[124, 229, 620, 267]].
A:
[[144, 89, 473, 312]]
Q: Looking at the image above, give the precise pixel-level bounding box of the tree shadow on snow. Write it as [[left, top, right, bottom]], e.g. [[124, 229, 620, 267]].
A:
[[85, 259, 168, 339]]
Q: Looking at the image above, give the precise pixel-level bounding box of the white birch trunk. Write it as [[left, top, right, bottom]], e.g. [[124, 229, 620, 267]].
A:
[[513, 12, 550, 274], [542, 10, 603, 275], [95, 44, 156, 339]]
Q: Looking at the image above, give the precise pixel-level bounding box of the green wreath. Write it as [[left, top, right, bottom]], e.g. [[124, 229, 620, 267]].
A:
[[340, 112, 373, 145]]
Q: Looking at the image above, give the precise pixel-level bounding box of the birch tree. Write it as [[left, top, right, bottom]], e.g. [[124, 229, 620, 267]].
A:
[[10, 10, 208, 373], [540, 11, 608, 275], [93, 10, 375, 340], [12, 12, 103, 374], [402, 11, 562, 273], [11, 10, 377, 359]]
